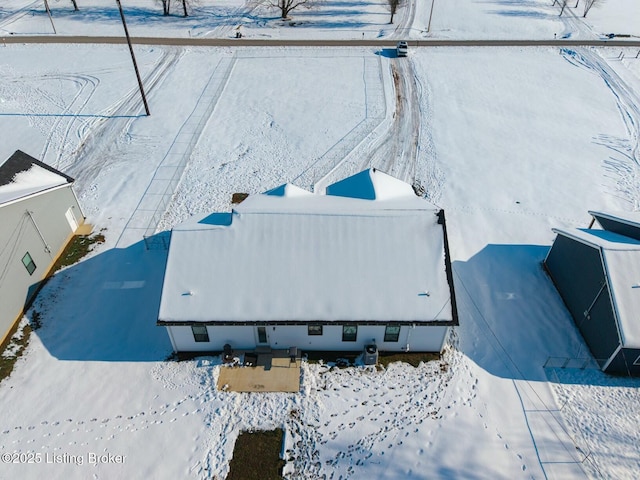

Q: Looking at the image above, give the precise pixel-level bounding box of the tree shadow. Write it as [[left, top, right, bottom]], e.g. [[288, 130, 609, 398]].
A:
[[29, 238, 173, 362], [38, 3, 386, 32], [453, 243, 640, 387]]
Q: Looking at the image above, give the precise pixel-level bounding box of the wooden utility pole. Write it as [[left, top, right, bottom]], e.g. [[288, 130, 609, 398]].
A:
[[43, 0, 56, 34], [115, 0, 150, 116]]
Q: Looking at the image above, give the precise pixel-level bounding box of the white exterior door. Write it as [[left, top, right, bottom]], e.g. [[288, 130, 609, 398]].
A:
[[65, 207, 78, 232]]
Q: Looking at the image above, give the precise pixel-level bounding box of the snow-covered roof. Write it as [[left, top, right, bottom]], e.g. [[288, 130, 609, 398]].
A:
[[159, 171, 454, 325], [553, 227, 640, 349], [0, 150, 73, 206]]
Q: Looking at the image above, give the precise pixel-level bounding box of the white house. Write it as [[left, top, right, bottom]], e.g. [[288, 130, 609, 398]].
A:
[[0, 150, 85, 344], [157, 169, 458, 354]]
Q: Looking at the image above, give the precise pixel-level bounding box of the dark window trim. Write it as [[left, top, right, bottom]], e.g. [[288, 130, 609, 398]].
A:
[[21, 252, 36, 275], [384, 325, 401, 342], [342, 325, 357, 342], [191, 325, 210, 343], [308, 325, 323, 336], [257, 326, 268, 343]]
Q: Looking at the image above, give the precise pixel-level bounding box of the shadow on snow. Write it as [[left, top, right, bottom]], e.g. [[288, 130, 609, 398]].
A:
[[453, 243, 640, 387], [28, 238, 173, 362]]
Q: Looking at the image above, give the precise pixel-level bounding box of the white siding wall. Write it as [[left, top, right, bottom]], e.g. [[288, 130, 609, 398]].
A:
[[167, 324, 450, 353], [0, 186, 83, 344]]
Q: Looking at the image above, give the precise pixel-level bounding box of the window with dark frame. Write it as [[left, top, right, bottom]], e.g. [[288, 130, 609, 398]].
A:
[[342, 325, 357, 342], [191, 325, 210, 342], [384, 325, 401, 342], [257, 326, 268, 343], [634, 354, 640, 366], [308, 325, 323, 336], [21, 252, 36, 275]]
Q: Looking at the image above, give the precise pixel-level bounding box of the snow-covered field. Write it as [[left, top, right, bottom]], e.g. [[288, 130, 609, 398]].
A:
[[1, 1, 640, 479]]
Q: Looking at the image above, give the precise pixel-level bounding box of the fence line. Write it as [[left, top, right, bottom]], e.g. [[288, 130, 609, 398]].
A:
[[293, 54, 387, 191], [119, 55, 236, 249]]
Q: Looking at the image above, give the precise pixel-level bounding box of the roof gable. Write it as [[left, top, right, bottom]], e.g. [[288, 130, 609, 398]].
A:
[[263, 183, 312, 197], [0, 150, 74, 205], [326, 168, 416, 201]]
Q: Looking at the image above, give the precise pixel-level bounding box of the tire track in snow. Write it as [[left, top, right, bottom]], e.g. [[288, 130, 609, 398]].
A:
[[67, 47, 184, 193], [561, 47, 640, 209], [556, 2, 596, 40], [391, 0, 416, 40], [412, 61, 444, 204], [360, 57, 420, 185], [38, 74, 100, 169], [198, 0, 259, 39]]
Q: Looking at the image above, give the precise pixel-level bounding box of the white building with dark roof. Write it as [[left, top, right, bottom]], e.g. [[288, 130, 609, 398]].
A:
[[158, 169, 458, 354], [0, 150, 85, 344]]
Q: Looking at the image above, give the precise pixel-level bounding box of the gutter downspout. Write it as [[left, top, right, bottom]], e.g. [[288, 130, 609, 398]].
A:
[[404, 324, 414, 352], [166, 325, 178, 353]]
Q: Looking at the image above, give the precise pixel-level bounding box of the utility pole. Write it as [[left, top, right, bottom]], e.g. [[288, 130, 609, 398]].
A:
[[115, 0, 150, 116], [43, 0, 56, 34]]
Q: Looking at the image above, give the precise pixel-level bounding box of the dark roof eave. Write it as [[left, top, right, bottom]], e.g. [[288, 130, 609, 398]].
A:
[[157, 319, 458, 327]]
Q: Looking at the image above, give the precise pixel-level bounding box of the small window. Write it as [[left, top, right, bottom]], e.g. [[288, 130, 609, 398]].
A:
[[634, 355, 640, 366], [191, 325, 209, 342], [22, 252, 36, 275], [342, 325, 357, 342], [308, 325, 323, 336], [384, 325, 401, 342], [257, 326, 268, 343]]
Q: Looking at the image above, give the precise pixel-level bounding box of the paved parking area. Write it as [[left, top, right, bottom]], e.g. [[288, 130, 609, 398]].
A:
[[217, 355, 301, 393]]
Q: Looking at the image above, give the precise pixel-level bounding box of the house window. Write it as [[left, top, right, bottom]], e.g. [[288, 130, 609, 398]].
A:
[[342, 325, 357, 342], [22, 252, 36, 275], [634, 355, 640, 366], [308, 325, 323, 336], [384, 325, 401, 342], [257, 326, 268, 344], [191, 325, 209, 342]]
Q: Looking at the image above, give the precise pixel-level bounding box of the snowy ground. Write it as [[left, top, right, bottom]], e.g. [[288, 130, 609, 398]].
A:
[[1, 1, 640, 479]]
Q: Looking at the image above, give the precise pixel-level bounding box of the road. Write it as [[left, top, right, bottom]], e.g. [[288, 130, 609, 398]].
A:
[[3, 36, 640, 47]]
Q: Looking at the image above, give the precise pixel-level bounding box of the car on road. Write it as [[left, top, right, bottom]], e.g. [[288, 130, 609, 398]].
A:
[[397, 41, 408, 57]]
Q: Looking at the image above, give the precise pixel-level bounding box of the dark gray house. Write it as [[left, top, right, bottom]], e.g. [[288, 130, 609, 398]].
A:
[[544, 211, 640, 376], [0, 150, 85, 345]]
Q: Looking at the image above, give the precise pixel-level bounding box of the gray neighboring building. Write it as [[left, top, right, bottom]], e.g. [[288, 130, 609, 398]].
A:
[[0, 150, 85, 344], [544, 211, 640, 376]]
